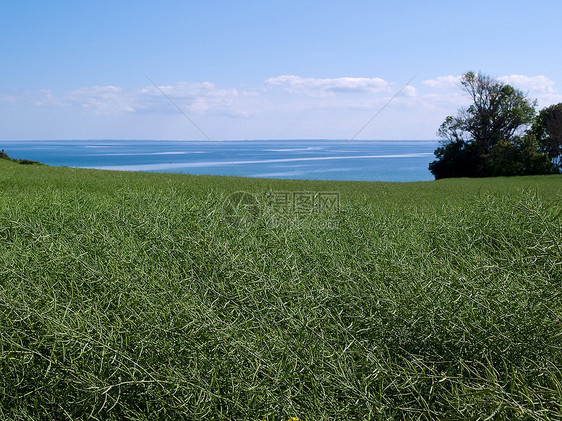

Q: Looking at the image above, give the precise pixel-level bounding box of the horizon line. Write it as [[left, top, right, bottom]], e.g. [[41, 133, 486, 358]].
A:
[[1, 138, 440, 142]]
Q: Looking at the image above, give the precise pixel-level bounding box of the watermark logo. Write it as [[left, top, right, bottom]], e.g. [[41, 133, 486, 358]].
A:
[[223, 191, 260, 226], [222, 190, 340, 230], [266, 191, 339, 214]]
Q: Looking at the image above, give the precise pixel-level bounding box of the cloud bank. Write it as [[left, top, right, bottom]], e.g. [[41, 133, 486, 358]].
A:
[[265, 75, 390, 97], [422, 75, 462, 89], [1, 73, 561, 140], [9, 73, 560, 117]]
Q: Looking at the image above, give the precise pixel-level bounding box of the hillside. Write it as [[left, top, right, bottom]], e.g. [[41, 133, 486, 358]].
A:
[[0, 158, 561, 419]]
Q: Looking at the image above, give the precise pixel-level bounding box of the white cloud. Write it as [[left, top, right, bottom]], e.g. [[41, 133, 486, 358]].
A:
[[138, 82, 251, 117], [418, 92, 468, 108], [401, 85, 417, 97], [498, 74, 555, 93], [423, 74, 557, 95], [2, 73, 560, 140], [537, 92, 562, 105], [0, 86, 137, 114], [422, 75, 462, 89], [265, 75, 390, 97], [1, 82, 256, 118], [498, 75, 562, 108], [66, 86, 136, 114], [0, 89, 66, 107], [420, 74, 562, 111], [140, 82, 236, 101], [32, 89, 65, 107]]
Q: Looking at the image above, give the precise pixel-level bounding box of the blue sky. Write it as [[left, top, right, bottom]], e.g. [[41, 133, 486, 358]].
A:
[[1, 0, 561, 140]]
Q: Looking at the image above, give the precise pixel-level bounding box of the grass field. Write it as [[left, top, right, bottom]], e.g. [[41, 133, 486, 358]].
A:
[[0, 158, 561, 419]]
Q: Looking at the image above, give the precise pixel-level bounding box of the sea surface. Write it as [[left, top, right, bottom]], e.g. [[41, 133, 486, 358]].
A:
[[0, 139, 439, 182]]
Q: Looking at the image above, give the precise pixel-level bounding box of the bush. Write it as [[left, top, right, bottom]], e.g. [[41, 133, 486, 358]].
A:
[[0, 149, 42, 166]]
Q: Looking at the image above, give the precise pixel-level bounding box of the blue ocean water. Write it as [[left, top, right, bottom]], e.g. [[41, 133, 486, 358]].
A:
[[0, 139, 439, 182]]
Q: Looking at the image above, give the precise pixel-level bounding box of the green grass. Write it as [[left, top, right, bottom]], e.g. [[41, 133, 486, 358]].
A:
[[0, 158, 561, 420]]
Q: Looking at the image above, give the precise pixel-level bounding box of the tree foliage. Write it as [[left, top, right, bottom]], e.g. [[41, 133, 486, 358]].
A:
[[532, 102, 562, 172], [429, 72, 555, 179]]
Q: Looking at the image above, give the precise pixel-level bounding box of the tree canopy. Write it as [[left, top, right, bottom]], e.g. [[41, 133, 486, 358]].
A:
[[532, 103, 562, 172], [429, 72, 557, 179]]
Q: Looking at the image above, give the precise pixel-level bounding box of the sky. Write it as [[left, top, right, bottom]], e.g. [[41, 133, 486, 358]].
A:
[[1, 0, 562, 141]]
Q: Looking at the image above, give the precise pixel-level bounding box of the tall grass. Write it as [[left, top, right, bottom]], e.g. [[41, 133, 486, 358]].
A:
[[0, 159, 560, 419]]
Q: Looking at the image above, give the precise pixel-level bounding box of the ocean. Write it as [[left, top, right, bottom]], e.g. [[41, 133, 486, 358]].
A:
[[0, 139, 439, 182]]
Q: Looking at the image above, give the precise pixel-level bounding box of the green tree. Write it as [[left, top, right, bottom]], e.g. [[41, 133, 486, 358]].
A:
[[430, 72, 540, 179], [484, 135, 552, 177], [517, 134, 555, 175], [532, 102, 562, 172]]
